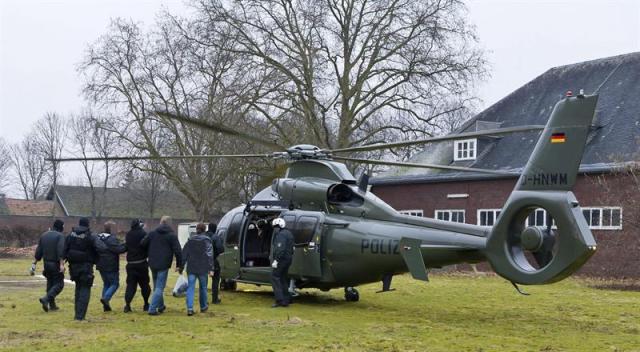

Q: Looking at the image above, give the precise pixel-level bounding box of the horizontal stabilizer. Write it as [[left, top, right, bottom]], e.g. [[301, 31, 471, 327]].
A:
[[399, 238, 429, 281]]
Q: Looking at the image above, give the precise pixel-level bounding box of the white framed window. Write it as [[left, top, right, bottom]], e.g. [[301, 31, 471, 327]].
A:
[[454, 138, 477, 161], [526, 208, 556, 228], [477, 209, 502, 227], [581, 207, 622, 230], [399, 209, 424, 217], [435, 209, 465, 223]]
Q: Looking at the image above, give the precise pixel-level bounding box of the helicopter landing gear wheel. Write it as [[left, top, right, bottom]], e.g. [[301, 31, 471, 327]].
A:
[[220, 279, 237, 291], [344, 287, 359, 302]]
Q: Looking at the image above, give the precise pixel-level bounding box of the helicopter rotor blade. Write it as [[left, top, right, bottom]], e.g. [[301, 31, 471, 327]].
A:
[[328, 125, 545, 154], [332, 156, 518, 176], [47, 154, 273, 163], [155, 111, 283, 151]]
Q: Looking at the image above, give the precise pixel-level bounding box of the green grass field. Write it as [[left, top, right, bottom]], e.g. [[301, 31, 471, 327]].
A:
[[0, 258, 638, 352]]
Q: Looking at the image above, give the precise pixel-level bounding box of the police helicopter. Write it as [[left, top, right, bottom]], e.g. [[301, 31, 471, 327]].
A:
[[50, 92, 598, 302]]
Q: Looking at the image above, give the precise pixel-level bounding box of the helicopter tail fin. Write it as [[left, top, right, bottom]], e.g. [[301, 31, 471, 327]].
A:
[[484, 93, 598, 285]]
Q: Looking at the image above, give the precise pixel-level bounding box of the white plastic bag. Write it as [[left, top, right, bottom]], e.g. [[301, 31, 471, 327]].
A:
[[172, 274, 188, 297]]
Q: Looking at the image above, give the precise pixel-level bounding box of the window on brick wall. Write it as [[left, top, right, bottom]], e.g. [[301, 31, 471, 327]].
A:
[[526, 208, 556, 228], [454, 138, 477, 161], [435, 209, 465, 223], [399, 209, 424, 217], [581, 207, 622, 230], [477, 209, 501, 227]]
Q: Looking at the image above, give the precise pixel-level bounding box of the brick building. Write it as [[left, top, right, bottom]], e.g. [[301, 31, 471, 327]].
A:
[[370, 53, 640, 278], [0, 186, 198, 247]]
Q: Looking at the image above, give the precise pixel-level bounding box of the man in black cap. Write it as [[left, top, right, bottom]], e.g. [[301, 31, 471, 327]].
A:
[[206, 222, 224, 304], [63, 217, 107, 321], [123, 218, 151, 313], [32, 219, 66, 312]]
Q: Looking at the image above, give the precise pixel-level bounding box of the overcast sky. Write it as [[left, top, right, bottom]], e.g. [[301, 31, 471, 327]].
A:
[[0, 0, 639, 146]]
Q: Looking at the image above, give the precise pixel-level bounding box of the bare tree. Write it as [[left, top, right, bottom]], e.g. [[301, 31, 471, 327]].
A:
[[32, 112, 66, 213], [191, 0, 486, 149], [0, 138, 10, 192], [80, 18, 267, 219], [10, 136, 50, 200], [67, 110, 121, 220]]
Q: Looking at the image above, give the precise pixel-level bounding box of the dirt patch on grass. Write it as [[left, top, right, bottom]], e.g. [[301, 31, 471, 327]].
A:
[[588, 282, 640, 291], [0, 246, 35, 259], [581, 277, 640, 291]]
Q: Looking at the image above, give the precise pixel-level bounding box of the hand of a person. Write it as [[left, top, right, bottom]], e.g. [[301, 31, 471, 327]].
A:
[[209, 271, 214, 277], [59, 263, 65, 273], [271, 260, 278, 269]]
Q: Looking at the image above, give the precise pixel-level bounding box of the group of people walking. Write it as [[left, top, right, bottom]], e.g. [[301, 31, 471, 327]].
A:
[[32, 216, 224, 321]]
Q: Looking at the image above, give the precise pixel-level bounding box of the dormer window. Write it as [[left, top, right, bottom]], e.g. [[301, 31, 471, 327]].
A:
[[454, 138, 477, 161]]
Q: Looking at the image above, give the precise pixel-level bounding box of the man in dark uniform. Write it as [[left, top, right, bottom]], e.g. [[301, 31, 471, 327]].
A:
[[32, 219, 66, 312], [63, 217, 107, 321], [143, 215, 183, 315], [124, 219, 151, 313], [207, 222, 224, 304], [270, 217, 294, 308]]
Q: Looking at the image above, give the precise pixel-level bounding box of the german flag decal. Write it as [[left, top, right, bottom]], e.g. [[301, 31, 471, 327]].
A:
[[551, 132, 566, 143]]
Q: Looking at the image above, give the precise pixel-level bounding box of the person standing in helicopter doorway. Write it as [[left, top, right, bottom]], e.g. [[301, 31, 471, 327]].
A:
[[269, 218, 294, 308]]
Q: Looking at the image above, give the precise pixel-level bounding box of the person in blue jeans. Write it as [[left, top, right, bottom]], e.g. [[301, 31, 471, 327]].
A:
[[96, 221, 127, 312], [142, 216, 183, 315], [181, 223, 214, 316]]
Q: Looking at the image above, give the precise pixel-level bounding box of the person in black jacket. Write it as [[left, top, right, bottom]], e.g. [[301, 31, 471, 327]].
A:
[[182, 223, 214, 315], [207, 222, 224, 304], [270, 217, 294, 308], [63, 217, 107, 321], [96, 221, 127, 312], [142, 215, 183, 315], [123, 218, 151, 313], [32, 219, 66, 312]]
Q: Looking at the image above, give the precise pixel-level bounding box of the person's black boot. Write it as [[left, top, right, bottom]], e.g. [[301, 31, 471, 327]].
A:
[[123, 304, 132, 313], [143, 303, 149, 312], [39, 297, 49, 312], [49, 301, 59, 311], [100, 298, 112, 312]]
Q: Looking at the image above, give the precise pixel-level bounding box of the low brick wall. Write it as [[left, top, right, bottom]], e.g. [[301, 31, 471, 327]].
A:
[[0, 215, 195, 247]]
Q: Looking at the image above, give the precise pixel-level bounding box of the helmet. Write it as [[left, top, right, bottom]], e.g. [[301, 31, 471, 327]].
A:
[[272, 218, 286, 228]]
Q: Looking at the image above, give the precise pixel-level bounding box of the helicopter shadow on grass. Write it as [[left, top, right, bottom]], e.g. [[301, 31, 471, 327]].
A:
[[229, 288, 371, 308]]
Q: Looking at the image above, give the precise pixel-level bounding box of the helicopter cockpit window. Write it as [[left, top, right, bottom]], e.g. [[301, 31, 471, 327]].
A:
[[226, 213, 244, 246], [294, 216, 319, 245]]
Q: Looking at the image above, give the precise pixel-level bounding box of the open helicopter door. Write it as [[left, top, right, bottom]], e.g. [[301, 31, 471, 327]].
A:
[[217, 210, 245, 278], [285, 212, 324, 278]]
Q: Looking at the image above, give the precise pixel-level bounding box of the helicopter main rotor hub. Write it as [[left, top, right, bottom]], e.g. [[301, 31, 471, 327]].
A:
[[278, 144, 331, 160]]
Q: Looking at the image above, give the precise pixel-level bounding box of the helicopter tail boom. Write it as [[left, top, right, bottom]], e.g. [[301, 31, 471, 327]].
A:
[[484, 93, 598, 285]]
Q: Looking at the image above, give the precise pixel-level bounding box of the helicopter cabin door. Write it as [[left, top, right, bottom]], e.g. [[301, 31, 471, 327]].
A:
[[217, 212, 244, 278], [287, 213, 323, 278]]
